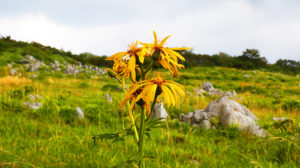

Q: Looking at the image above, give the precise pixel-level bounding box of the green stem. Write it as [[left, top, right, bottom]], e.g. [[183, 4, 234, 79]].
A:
[[138, 108, 146, 168], [146, 94, 159, 121], [144, 61, 153, 76]]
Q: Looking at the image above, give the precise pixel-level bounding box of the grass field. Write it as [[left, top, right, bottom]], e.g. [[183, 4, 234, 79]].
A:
[[0, 67, 299, 167]]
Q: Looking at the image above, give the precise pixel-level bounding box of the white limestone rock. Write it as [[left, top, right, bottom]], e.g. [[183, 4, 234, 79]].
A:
[[180, 96, 268, 137], [105, 93, 113, 103], [202, 82, 214, 92], [74, 107, 84, 120], [10, 69, 17, 76], [151, 103, 168, 121]]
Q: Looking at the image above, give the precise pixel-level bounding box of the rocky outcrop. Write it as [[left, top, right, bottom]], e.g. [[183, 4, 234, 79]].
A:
[[181, 96, 268, 137], [12, 56, 106, 77]]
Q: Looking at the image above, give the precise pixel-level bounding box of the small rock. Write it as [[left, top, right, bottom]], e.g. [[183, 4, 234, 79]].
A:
[[202, 82, 214, 92], [224, 90, 237, 98], [7, 64, 12, 68], [152, 102, 168, 121], [23, 102, 42, 110], [10, 69, 17, 76], [26, 55, 35, 61], [74, 107, 84, 120], [180, 112, 193, 123], [199, 119, 211, 129], [105, 93, 113, 103], [29, 94, 42, 101], [244, 74, 249, 78]]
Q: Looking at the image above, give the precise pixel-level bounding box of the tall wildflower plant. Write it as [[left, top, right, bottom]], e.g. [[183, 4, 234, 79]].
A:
[[93, 31, 190, 167]]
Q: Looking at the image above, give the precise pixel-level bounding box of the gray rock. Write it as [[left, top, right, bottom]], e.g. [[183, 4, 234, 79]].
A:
[[53, 60, 61, 71], [64, 65, 79, 75], [151, 102, 168, 121], [23, 102, 42, 110], [181, 96, 267, 137], [26, 55, 36, 61], [10, 69, 17, 76], [180, 112, 193, 123], [207, 89, 224, 96], [74, 107, 84, 120], [105, 93, 113, 103], [29, 94, 42, 101], [199, 119, 211, 129], [244, 74, 249, 78], [224, 90, 237, 98], [202, 82, 214, 92], [28, 60, 44, 72]]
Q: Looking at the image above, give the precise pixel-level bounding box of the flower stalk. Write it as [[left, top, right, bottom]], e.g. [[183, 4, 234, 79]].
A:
[[104, 31, 190, 167]]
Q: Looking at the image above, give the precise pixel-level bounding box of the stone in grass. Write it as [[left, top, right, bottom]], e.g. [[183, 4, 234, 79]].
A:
[[74, 107, 84, 120], [29, 94, 42, 101], [151, 102, 168, 121], [23, 102, 42, 110], [202, 81, 214, 92], [10, 69, 17, 76], [105, 93, 113, 103], [181, 96, 268, 138], [180, 112, 193, 123]]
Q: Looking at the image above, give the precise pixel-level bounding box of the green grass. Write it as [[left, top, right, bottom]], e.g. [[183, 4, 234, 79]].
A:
[[0, 67, 299, 167]]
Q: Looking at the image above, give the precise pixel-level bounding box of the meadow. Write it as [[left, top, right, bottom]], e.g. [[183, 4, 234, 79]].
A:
[[0, 66, 299, 167]]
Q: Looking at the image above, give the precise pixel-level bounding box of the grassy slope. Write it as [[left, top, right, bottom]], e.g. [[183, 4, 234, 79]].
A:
[[0, 38, 78, 66], [0, 67, 299, 167]]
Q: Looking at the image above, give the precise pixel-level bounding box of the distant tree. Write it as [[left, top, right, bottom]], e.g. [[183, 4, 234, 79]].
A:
[[238, 49, 268, 68], [242, 49, 260, 59]]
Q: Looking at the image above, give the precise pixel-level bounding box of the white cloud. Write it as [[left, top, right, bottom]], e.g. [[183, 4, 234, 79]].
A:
[[0, 0, 300, 63]]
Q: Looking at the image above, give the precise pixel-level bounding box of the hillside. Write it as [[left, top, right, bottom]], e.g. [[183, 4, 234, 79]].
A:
[[0, 37, 299, 167], [1, 37, 299, 76], [0, 36, 111, 67]]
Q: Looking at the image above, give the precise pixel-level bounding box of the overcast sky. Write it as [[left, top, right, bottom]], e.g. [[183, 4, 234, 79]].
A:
[[0, 0, 300, 63]]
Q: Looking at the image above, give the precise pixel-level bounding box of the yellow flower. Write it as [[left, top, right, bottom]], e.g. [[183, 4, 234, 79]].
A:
[[142, 31, 191, 76], [119, 76, 185, 116], [112, 60, 127, 76], [107, 41, 146, 81]]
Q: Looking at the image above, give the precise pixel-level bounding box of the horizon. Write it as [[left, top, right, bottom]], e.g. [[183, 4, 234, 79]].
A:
[[1, 0, 300, 63]]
